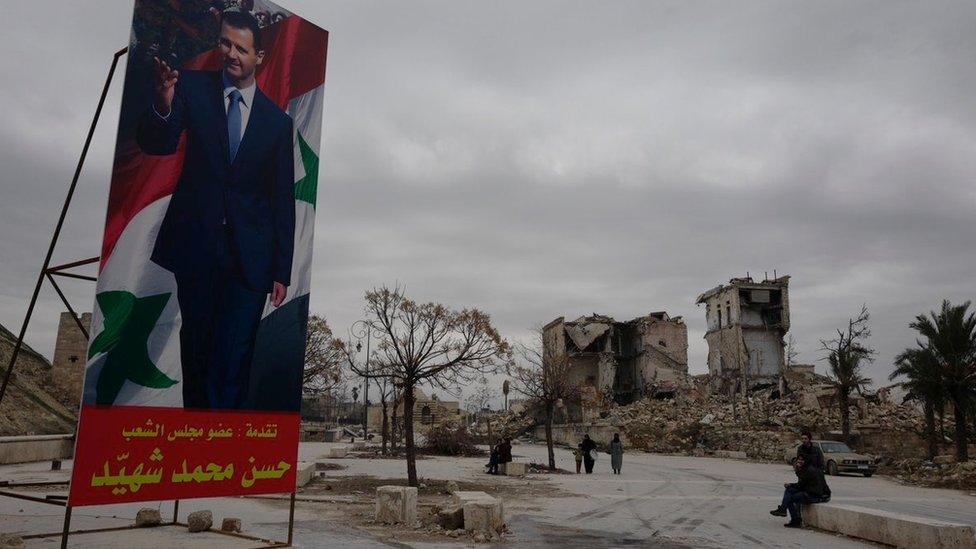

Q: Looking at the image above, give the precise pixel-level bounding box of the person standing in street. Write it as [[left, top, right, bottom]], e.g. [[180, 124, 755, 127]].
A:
[[795, 431, 825, 471], [581, 434, 597, 474], [573, 444, 583, 474], [610, 433, 624, 474]]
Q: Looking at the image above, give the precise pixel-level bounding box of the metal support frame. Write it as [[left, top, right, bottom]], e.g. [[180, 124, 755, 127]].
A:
[[0, 47, 300, 548]]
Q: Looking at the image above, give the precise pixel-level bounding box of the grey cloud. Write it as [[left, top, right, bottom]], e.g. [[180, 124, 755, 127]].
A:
[[2, 0, 975, 403]]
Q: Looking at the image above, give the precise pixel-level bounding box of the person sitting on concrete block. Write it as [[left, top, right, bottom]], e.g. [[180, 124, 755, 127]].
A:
[[770, 454, 831, 527]]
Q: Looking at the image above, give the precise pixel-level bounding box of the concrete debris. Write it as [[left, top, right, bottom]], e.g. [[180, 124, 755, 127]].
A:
[[609, 376, 925, 461], [893, 459, 976, 490], [220, 517, 242, 532], [0, 534, 25, 548], [134, 507, 162, 527], [186, 510, 213, 533]]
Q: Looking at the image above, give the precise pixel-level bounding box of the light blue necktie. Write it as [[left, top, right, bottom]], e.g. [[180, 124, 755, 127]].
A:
[[227, 89, 243, 162]]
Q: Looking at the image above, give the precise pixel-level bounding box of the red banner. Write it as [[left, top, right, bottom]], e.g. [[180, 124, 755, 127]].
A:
[[69, 406, 299, 506]]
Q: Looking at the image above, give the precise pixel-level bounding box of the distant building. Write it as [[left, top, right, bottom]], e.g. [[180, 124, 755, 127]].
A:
[[52, 311, 91, 411], [696, 275, 790, 393], [366, 387, 464, 431], [543, 311, 688, 411]]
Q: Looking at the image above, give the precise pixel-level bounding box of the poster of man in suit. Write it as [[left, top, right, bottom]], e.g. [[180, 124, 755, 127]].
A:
[[69, 0, 328, 506], [137, 9, 295, 410]]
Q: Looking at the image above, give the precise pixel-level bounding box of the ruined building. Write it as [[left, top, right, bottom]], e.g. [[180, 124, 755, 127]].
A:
[[52, 312, 91, 411], [696, 275, 790, 393], [543, 312, 688, 411]]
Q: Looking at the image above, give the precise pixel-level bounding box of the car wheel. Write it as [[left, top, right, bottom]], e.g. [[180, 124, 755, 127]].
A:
[[827, 461, 838, 476], [863, 472, 873, 478]]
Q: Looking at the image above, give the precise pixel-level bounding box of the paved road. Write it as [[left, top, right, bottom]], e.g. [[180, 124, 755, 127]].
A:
[[507, 443, 976, 548], [0, 442, 973, 547]]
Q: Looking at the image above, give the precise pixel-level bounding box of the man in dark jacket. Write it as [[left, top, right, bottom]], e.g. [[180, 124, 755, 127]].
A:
[[770, 455, 831, 527], [795, 431, 825, 472], [581, 434, 597, 474], [486, 438, 503, 474], [499, 437, 513, 464], [137, 10, 294, 410]]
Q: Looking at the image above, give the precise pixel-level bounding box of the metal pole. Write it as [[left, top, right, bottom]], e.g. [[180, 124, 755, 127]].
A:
[[362, 326, 370, 438], [0, 47, 127, 405], [287, 491, 296, 546], [45, 273, 89, 339], [60, 505, 72, 549], [172, 499, 179, 524]]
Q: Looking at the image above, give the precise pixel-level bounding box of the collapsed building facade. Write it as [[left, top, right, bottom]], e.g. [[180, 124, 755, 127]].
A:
[[696, 275, 790, 394], [543, 312, 688, 414]]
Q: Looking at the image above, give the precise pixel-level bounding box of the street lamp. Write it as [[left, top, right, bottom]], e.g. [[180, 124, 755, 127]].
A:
[[349, 319, 371, 438]]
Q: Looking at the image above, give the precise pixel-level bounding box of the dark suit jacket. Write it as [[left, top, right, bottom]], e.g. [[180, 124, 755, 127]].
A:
[[136, 70, 294, 292]]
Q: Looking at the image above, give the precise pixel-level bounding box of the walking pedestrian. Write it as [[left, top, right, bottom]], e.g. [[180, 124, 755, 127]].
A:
[[573, 444, 583, 474], [581, 434, 597, 474], [610, 433, 624, 474]]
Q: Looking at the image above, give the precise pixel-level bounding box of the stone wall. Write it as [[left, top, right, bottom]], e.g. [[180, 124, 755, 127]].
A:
[[533, 422, 629, 448]]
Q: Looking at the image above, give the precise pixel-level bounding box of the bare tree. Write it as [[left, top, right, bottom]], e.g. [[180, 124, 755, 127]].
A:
[[785, 334, 800, 369], [303, 315, 346, 395], [465, 376, 497, 441], [821, 306, 874, 445], [511, 327, 579, 470], [347, 285, 512, 486]]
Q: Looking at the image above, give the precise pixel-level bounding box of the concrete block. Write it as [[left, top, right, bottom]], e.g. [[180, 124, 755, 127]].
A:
[[463, 499, 504, 533], [327, 445, 349, 458], [375, 486, 418, 525], [220, 517, 242, 533], [501, 462, 527, 476], [450, 491, 494, 507], [186, 510, 213, 533], [324, 429, 343, 442], [803, 503, 976, 549], [295, 462, 315, 487], [0, 434, 74, 465], [135, 508, 161, 527]]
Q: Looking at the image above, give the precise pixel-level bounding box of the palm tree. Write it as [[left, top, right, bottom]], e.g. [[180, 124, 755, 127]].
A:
[[822, 306, 874, 444], [891, 346, 944, 460], [909, 300, 976, 462]]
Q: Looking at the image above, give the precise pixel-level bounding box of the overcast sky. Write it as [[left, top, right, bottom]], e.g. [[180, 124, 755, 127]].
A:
[[1, 1, 974, 405]]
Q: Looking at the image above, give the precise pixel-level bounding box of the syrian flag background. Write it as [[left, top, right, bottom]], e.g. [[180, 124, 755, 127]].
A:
[[82, 2, 327, 409]]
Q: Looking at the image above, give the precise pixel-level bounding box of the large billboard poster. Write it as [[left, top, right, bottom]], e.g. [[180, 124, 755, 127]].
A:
[[69, 0, 328, 506]]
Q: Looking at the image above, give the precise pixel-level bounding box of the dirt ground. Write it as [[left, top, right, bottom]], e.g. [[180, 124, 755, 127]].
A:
[[296, 473, 570, 544]]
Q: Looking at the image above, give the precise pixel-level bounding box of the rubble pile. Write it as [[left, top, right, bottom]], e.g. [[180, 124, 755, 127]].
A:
[[423, 418, 482, 456], [610, 382, 925, 461], [891, 458, 976, 490]]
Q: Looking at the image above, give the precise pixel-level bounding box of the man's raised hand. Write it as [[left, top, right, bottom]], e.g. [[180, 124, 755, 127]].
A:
[[152, 56, 179, 116]]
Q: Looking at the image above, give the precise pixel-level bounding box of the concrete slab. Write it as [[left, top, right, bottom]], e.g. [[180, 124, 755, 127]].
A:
[[0, 434, 73, 465], [295, 462, 316, 487], [501, 462, 526, 476], [450, 491, 494, 507], [374, 485, 418, 525], [463, 499, 504, 533], [804, 503, 976, 549]]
